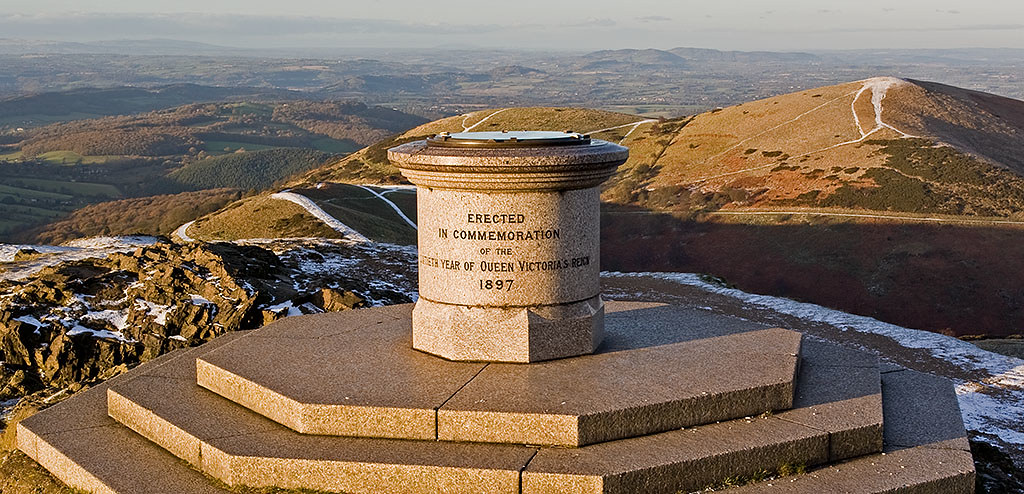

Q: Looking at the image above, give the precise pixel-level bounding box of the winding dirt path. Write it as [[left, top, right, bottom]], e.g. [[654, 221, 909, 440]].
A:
[[691, 77, 916, 184], [270, 191, 369, 242], [462, 108, 510, 131], [354, 185, 418, 230]]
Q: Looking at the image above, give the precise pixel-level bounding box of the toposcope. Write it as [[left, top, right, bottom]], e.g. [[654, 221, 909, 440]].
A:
[[388, 131, 628, 363]]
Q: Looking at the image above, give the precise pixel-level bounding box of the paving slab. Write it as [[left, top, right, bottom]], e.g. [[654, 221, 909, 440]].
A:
[[728, 368, 974, 493], [196, 306, 485, 439], [16, 344, 235, 494], [197, 301, 799, 446], [109, 335, 538, 494], [881, 369, 971, 452], [439, 328, 802, 446], [775, 340, 883, 461], [519, 337, 886, 493], [522, 416, 828, 494]]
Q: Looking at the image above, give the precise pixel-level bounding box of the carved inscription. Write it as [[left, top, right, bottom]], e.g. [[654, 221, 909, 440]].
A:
[[421, 211, 590, 292]]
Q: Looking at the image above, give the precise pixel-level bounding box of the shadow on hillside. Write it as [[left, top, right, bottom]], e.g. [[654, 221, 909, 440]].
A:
[[600, 203, 1024, 338]]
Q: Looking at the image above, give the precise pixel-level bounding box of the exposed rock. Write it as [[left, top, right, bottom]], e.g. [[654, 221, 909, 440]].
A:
[[0, 238, 417, 402], [314, 288, 366, 312]]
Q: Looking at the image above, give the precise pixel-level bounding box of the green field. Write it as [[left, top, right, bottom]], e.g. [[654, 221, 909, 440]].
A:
[[0, 183, 74, 201], [202, 140, 282, 154], [312, 138, 360, 154], [30, 151, 119, 165], [220, 102, 273, 117], [0, 111, 104, 128], [0, 150, 24, 161], [0, 203, 65, 234], [0, 178, 121, 198]]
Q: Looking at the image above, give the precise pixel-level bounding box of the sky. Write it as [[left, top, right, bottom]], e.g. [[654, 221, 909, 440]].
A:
[[1, 0, 1022, 52]]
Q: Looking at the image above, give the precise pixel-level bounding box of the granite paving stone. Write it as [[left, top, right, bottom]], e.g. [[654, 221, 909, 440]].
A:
[[438, 328, 802, 446], [522, 416, 829, 494], [881, 368, 972, 451], [774, 342, 883, 461], [196, 308, 485, 439], [729, 367, 974, 493], [17, 357, 231, 494], [110, 337, 537, 493]]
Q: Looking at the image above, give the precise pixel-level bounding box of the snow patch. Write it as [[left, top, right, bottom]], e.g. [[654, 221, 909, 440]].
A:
[[66, 323, 132, 343], [189, 294, 214, 305], [134, 299, 171, 325], [603, 271, 1024, 447], [82, 309, 129, 331]]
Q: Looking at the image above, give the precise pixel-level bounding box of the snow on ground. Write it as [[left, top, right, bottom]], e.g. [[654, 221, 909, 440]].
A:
[[82, 309, 129, 331], [0, 236, 158, 281], [270, 191, 370, 243], [134, 299, 171, 325], [604, 271, 1024, 449]]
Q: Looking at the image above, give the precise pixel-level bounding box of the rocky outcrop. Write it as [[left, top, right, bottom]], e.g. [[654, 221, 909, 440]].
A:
[[0, 239, 416, 401]]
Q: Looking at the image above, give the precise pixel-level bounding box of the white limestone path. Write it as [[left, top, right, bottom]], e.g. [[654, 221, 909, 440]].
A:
[[270, 191, 370, 243], [173, 221, 195, 243], [462, 108, 510, 131], [692, 77, 917, 183], [355, 185, 418, 230]]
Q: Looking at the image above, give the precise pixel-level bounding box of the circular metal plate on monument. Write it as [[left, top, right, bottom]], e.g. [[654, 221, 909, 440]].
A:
[[427, 131, 591, 148]]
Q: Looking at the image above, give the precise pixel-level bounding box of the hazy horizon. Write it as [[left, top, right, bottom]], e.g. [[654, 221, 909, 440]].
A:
[[2, 0, 1023, 52]]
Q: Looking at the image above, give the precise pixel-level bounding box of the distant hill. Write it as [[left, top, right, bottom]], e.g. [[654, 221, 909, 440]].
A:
[[668, 47, 817, 63], [577, 49, 690, 71], [0, 93, 427, 241], [21, 189, 242, 244], [0, 84, 303, 129]]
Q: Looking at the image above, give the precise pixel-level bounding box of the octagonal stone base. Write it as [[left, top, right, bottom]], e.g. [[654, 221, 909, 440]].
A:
[[412, 295, 604, 363]]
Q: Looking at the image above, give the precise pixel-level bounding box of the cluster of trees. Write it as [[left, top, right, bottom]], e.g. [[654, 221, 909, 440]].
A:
[[169, 148, 333, 190], [28, 189, 243, 244], [271, 101, 426, 146], [21, 127, 199, 157]]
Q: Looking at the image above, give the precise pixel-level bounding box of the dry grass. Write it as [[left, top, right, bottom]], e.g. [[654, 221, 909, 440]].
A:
[[189, 196, 342, 241]]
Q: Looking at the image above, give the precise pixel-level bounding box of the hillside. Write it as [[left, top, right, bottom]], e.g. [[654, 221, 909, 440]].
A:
[[0, 96, 427, 241], [301, 106, 644, 184], [607, 77, 1024, 217], [193, 80, 1024, 338], [21, 189, 243, 244]]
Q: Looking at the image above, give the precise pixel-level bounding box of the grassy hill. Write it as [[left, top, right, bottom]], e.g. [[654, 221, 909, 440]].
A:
[[0, 95, 427, 241], [606, 77, 1024, 219], [195, 82, 1024, 338], [301, 107, 644, 184]]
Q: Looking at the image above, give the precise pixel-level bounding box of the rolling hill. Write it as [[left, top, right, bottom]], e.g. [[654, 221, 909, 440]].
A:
[[0, 96, 428, 240], [191, 78, 1024, 338]]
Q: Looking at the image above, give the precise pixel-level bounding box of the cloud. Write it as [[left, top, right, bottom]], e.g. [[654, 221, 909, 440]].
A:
[[936, 9, 961, 15], [636, 16, 672, 23], [0, 12, 501, 40], [566, 18, 616, 28]]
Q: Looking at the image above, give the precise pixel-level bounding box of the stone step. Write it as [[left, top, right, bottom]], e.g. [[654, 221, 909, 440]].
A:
[[15, 340, 237, 494], [726, 368, 975, 494], [104, 323, 883, 493], [195, 301, 802, 447]]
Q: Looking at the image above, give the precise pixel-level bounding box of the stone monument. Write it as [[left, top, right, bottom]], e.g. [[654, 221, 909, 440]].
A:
[[388, 131, 627, 362], [16, 131, 975, 494]]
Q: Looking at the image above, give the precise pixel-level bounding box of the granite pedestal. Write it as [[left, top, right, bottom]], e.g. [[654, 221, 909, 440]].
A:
[[17, 301, 974, 493]]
